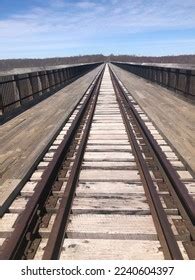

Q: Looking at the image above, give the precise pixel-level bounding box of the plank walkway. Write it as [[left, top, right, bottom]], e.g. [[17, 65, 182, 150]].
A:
[[111, 64, 195, 174], [0, 65, 193, 260], [0, 66, 103, 190], [33, 66, 164, 259]]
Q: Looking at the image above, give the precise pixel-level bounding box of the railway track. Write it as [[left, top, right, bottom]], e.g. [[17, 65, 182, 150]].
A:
[[0, 63, 195, 260]]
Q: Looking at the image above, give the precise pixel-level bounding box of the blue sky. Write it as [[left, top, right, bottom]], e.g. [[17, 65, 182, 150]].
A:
[[0, 0, 195, 58]]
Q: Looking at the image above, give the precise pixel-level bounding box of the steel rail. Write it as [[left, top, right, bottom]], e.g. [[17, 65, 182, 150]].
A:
[[110, 68, 183, 260], [0, 70, 102, 217], [110, 67, 195, 226], [42, 68, 104, 260], [0, 67, 104, 260]]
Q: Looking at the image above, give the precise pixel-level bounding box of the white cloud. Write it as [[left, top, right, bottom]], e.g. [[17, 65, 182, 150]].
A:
[[0, 0, 195, 58], [75, 1, 97, 9]]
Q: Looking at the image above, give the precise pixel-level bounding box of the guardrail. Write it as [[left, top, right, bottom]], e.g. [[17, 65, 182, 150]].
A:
[[112, 62, 195, 98], [0, 62, 102, 119]]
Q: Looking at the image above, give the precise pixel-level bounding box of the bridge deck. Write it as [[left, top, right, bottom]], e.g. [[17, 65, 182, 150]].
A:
[[0, 66, 102, 190], [111, 64, 195, 174]]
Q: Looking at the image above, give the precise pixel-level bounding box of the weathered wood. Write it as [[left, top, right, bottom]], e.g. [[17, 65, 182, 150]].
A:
[[86, 145, 131, 151], [72, 195, 150, 214], [90, 130, 127, 135], [66, 214, 157, 240], [0, 213, 18, 237], [84, 152, 134, 161], [0, 238, 5, 247], [0, 66, 102, 188], [8, 197, 28, 213], [177, 171, 193, 180], [76, 182, 144, 195], [89, 134, 128, 140], [20, 181, 38, 195], [0, 179, 21, 216], [79, 169, 140, 181], [60, 239, 164, 260], [82, 161, 136, 168], [111, 64, 195, 172], [87, 139, 129, 145]]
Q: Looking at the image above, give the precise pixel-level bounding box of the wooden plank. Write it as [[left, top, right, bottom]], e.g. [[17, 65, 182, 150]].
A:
[[86, 145, 131, 151], [93, 112, 120, 115], [0, 179, 21, 216], [59, 239, 164, 260], [84, 152, 134, 161], [0, 213, 18, 236], [91, 126, 125, 130], [8, 197, 28, 212], [66, 214, 157, 240], [89, 134, 128, 140], [72, 195, 150, 214], [82, 161, 136, 168], [185, 182, 195, 194], [93, 114, 121, 117], [76, 182, 144, 195], [111, 65, 195, 173], [20, 181, 37, 195], [87, 139, 129, 145], [0, 238, 5, 246], [30, 171, 43, 181], [90, 130, 126, 135], [79, 170, 140, 181], [177, 171, 193, 180], [0, 65, 103, 188]]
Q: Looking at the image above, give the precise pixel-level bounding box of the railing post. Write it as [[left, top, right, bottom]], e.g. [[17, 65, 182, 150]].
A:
[[189, 70, 195, 97], [0, 87, 3, 115]]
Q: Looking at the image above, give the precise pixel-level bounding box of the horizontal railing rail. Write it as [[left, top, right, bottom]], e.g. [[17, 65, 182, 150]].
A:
[[111, 62, 195, 98]]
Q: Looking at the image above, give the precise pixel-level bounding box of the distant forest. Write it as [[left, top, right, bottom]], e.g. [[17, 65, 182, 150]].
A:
[[0, 54, 195, 71]]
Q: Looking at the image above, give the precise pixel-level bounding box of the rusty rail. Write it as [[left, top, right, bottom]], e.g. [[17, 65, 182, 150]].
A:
[[42, 67, 104, 259], [0, 66, 104, 260], [110, 67, 183, 260], [110, 67, 195, 226], [1, 64, 193, 260]]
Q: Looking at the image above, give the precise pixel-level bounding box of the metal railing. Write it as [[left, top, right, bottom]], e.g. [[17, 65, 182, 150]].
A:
[[0, 63, 102, 117], [112, 62, 195, 98]]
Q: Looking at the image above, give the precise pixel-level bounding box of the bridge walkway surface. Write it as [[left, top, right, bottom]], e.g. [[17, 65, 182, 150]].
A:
[[0, 65, 103, 197], [111, 64, 195, 174]]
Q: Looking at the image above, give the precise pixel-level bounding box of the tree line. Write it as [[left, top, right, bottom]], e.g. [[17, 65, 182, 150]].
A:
[[0, 54, 195, 72]]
